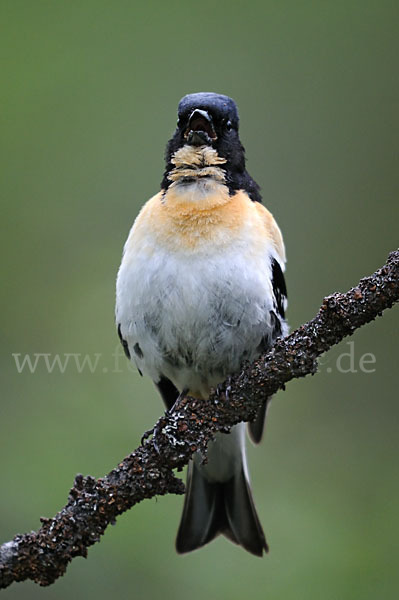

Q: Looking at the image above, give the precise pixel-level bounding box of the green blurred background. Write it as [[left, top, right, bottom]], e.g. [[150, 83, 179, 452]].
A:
[[1, 1, 398, 598]]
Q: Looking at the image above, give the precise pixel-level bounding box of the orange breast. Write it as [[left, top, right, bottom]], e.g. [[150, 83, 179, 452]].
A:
[[125, 186, 285, 262]]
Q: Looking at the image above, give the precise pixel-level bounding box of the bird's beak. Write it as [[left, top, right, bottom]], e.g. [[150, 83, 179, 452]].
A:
[[184, 109, 217, 146]]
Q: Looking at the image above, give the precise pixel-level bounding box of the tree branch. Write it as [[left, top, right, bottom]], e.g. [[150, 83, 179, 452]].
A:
[[1, 250, 398, 589]]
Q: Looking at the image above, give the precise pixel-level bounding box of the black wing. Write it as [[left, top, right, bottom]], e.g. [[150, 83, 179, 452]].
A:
[[271, 257, 287, 319], [249, 257, 287, 444], [117, 323, 131, 359]]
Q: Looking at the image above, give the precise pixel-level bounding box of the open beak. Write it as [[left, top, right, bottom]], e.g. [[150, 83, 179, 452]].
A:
[[184, 109, 217, 146]]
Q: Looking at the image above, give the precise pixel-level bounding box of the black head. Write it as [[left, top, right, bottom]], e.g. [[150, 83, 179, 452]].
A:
[[161, 92, 262, 202], [178, 92, 239, 144]]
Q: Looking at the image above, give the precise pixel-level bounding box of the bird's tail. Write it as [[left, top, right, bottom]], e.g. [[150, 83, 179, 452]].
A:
[[175, 434, 268, 556]]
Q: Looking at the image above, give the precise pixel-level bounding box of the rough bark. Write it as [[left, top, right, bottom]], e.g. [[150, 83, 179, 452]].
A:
[[1, 250, 398, 589]]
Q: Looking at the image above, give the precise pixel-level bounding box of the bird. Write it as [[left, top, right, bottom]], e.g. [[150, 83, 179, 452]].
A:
[[115, 92, 288, 556]]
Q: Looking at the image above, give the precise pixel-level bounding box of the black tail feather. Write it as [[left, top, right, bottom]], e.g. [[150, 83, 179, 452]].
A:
[[248, 397, 272, 444], [175, 462, 221, 553], [176, 460, 267, 556], [224, 467, 268, 556]]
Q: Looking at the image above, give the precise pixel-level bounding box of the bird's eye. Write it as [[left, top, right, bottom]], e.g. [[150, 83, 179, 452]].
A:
[[225, 120, 233, 131]]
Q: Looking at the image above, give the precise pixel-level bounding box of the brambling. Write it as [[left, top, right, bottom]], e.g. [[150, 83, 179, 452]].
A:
[[116, 92, 287, 556]]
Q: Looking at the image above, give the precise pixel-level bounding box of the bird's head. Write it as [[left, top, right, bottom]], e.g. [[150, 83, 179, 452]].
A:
[[161, 92, 261, 202], [177, 92, 239, 150]]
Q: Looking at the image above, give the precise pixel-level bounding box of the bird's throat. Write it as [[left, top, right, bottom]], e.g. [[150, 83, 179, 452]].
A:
[[167, 145, 227, 187]]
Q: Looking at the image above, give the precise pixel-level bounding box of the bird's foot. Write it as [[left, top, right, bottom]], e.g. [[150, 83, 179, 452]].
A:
[[166, 388, 189, 415], [215, 376, 232, 401], [141, 389, 189, 453], [141, 423, 163, 453], [141, 426, 155, 447], [225, 376, 232, 401]]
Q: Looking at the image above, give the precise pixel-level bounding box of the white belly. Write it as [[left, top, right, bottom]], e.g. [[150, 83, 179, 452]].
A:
[[116, 234, 277, 397]]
